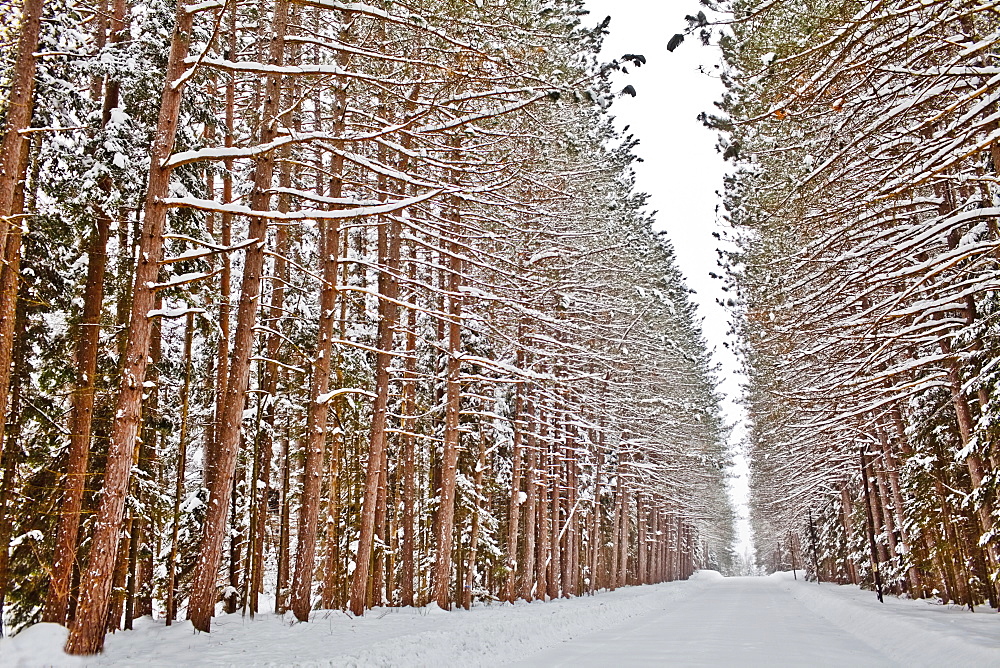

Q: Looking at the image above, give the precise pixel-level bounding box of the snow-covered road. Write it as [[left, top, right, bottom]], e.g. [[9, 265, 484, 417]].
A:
[[5, 572, 1000, 667], [520, 576, 891, 667], [520, 573, 1000, 667]]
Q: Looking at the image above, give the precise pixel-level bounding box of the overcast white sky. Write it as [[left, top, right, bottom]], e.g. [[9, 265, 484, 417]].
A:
[[582, 0, 753, 557]]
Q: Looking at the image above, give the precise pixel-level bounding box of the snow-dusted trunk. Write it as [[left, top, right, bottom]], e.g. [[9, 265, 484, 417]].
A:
[[349, 207, 401, 616], [535, 425, 550, 599], [548, 439, 561, 599], [165, 313, 194, 624], [206, 10, 237, 493], [291, 191, 342, 621], [275, 428, 292, 613], [371, 446, 390, 606], [399, 267, 419, 607], [187, 0, 289, 633], [563, 431, 577, 597], [839, 487, 859, 585], [871, 454, 900, 590], [636, 497, 647, 585], [431, 197, 464, 609], [44, 0, 127, 614], [249, 173, 289, 616], [0, 139, 30, 638], [859, 448, 885, 603], [503, 363, 525, 602], [609, 470, 621, 590], [589, 446, 602, 594], [462, 431, 488, 609], [520, 429, 538, 601], [64, 4, 195, 654], [0, 0, 42, 267]]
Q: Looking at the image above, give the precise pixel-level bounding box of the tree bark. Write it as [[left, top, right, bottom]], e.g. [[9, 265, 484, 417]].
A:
[[0, 0, 43, 265], [187, 0, 289, 632], [399, 276, 418, 607], [165, 312, 194, 624], [275, 426, 291, 613], [503, 369, 525, 602], [348, 210, 402, 616], [44, 0, 126, 617], [290, 200, 340, 621], [65, 5, 194, 653], [461, 431, 488, 609], [430, 205, 463, 610], [0, 137, 31, 639], [839, 486, 859, 585], [206, 5, 237, 492], [519, 431, 537, 601]]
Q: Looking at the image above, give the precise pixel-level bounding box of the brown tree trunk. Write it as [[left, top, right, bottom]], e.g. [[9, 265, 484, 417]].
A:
[[617, 487, 629, 587], [839, 486, 859, 585], [0, 139, 31, 639], [609, 470, 622, 590], [0, 0, 43, 265], [290, 211, 340, 621], [399, 280, 418, 607], [0, 20, 37, 625], [44, 15, 123, 620], [461, 431, 488, 609], [125, 311, 161, 628], [275, 427, 292, 613], [535, 437, 550, 600], [165, 313, 194, 624], [206, 7, 237, 492], [503, 371, 525, 602], [187, 0, 289, 632], [320, 424, 341, 610], [942, 344, 999, 563], [430, 211, 463, 610], [65, 5, 194, 654], [589, 446, 602, 594], [349, 212, 401, 616], [519, 434, 537, 601]]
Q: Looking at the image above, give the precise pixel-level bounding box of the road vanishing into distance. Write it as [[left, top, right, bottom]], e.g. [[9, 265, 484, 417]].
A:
[[519, 576, 889, 666]]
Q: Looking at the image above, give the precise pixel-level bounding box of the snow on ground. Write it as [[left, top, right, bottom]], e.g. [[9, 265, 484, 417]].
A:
[[3, 571, 1000, 667], [774, 571, 1000, 665], [1, 577, 705, 668]]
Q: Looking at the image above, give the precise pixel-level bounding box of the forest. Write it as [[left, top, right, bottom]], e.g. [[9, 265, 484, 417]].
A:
[[0, 0, 736, 656], [723, 0, 1000, 610]]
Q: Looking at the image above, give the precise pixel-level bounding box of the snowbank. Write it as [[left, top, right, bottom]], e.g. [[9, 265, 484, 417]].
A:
[[688, 569, 724, 581], [783, 578, 1000, 665], [0, 622, 83, 668]]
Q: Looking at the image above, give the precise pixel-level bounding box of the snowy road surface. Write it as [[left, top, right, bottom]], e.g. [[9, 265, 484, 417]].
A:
[[4, 571, 1000, 667], [519, 576, 890, 667]]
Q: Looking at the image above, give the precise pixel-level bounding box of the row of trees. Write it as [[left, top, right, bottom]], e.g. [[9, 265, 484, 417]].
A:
[[0, 0, 734, 654], [719, 0, 1000, 606]]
